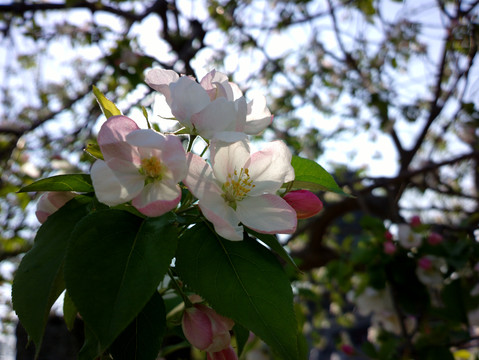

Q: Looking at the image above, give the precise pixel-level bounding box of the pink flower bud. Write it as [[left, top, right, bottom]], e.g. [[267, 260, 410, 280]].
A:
[[410, 215, 421, 227], [341, 344, 355, 355], [207, 346, 238, 360], [35, 191, 77, 223], [384, 230, 393, 241], [427, 232, 443, 245], [418, 257, 432, 270], [383, 241, 396, 255], [182, 304, 234, 353], [283, 190, 323, 219]]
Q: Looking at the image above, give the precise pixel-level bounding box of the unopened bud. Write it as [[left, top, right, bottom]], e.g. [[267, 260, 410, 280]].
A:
[[418, 257, 433, 270], [410, 215, 421, 227], [383, 241, 396, 255], [35, 191, 77, 223], [182, 303, 234, 353], [283, 190, 323, 219], [427, 232, 443, 245]]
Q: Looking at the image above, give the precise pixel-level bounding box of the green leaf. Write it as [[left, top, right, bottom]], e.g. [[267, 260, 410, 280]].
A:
[[12, 196, 93, 352], [84, 143, 104, 160], [65, 210, 177, 353], [108, 292, 166, 360], [79, 325, 103, 360], [246, 229, 299, 273], [286, 156, 349, 196], [93, 85, 121, 119], [175, 222, 304, 360], [63, 291, 78, 332], [19, 174, 93, 193], [233, 323, 250, 357]]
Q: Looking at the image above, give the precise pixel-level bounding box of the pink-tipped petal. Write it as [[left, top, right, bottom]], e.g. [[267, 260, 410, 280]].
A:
[[35, 191, 77, 223], [200, 70, 230, 100], [199, 200, 243, 241], [132, 182, 182, 217], [145, 68, 179, 104], [236, 194, 297, 235], [246, 140, 294, 195], [98, 115, 141, 164]]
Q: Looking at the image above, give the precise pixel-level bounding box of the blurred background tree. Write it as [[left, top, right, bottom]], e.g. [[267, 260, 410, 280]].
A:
[[1, 0, 478, 359]]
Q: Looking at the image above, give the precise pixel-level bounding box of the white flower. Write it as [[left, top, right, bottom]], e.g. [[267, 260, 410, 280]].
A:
[[145, 69, 272, 141], [90, 115, 187, 217], [397, 223, 422, 249], [354, 286, 415, 335], [183, 139, 297, 240], [416, 255, 447, 288]]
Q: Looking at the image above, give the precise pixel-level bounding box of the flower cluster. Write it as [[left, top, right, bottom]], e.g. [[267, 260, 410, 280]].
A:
[[82, 69, 324, 242], [34, 68, 325, 357]]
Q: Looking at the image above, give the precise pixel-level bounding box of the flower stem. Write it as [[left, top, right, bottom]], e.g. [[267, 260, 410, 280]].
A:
[[187, 135, 197, 153], [200, 142, 210, 157], [168, 268, 193, 307]]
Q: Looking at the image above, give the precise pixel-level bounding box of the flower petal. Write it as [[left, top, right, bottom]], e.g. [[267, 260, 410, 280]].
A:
[[145, 68, 179, 104], [200, 70, 230, 100], [191, 98, 238, 139], [244, 95, 272, 135], [132, 181, 182, 217], [126, 129, 167, 148], [169, 76, 211, 127], [233, 97, 247, 132], [212, 131, 247, 143], [98, 115, 141, 164], [236, 194, 297, 235], [127, 130, 187, 182], [246, 140, 294, 195], [210, 140, 251, 184], [184, 153, 222, 200], [199, 199, 243, 241], [91, 160, 141, 205]]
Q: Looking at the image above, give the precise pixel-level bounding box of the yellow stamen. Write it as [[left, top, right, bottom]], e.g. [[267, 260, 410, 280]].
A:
[[140, 156, 163, 180], [222, 167, 255, 209]]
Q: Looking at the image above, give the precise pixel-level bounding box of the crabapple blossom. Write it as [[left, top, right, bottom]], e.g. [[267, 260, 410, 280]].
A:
[[182, 303, 235, 353], [35, 191, 77, 223], [283, 189, 323, 219], [183, 139, 297, 240], [354, 287, 415, 335], [416, 255, 447, 288], [145, 69, 272, 141], [397, 223, 422, 249], [90, 115, 186, 217]]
